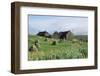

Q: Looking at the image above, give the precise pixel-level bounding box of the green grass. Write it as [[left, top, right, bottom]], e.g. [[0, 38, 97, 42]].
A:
[[28, 35, 88, 60]]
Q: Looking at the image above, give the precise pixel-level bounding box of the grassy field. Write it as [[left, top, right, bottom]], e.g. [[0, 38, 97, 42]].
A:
[[28, 35, 88, 61]]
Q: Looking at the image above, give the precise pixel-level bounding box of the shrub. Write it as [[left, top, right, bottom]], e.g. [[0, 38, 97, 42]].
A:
[[34, 39, 39, 43], [29, 46, 33, 51], [51, 40, 57, 45], [44, 38, 48, 41]]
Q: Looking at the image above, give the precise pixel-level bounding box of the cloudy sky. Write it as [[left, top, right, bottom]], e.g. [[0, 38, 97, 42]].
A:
[[28, 15, 88, 35]]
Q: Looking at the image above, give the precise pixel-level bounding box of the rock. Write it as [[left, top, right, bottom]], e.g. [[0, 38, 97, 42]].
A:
[[35, 43, 40, 49], [32, 44, 38, 51]]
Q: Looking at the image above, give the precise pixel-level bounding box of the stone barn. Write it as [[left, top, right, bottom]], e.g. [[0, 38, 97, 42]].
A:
[[37, 31, 51, 38], [52, 31, 59, 39], [59, 31, 74, 40]]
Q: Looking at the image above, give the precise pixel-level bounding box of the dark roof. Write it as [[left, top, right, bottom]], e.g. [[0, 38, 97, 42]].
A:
[[37, 31, 51, 37], [37, 31, 49, 34], [59, 31, 70, 34], [38, 31, 48, 33]]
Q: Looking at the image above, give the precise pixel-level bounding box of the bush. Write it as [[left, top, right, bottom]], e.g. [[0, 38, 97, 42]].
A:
[[44, 38, 48, 41], [34, 40, 39, 43], [29, 46, 33, 51], [51, 40, 57, 45]]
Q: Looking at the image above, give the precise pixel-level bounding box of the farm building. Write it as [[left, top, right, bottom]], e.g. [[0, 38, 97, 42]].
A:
[[37, 31, 74, 40], [52, 31, 59, 39], [52, 31, 74, 40], [59, 31, 74, 40], [37, 31, 51, 38]]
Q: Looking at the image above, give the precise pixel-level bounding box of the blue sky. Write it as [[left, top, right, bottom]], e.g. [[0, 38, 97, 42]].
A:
[[28, 15, 88, 35]]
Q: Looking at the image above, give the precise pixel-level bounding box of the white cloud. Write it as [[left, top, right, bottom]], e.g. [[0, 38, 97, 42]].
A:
[[29, 16, 88, 35]]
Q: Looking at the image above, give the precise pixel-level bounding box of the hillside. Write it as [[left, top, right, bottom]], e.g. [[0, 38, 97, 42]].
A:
[[28, 35, 88, 60], [75, 35, 88, 42]]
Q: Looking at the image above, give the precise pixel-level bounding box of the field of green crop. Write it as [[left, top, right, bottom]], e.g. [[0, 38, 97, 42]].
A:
[[28, 35, 88, 61]]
